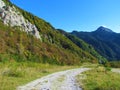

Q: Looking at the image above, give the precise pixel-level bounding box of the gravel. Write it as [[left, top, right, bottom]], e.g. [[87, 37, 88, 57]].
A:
[[17, 68, 90, 90]]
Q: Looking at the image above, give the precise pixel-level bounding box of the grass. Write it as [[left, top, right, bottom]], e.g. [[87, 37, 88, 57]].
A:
[[76, 66, 120, 90], [81, 62, 99, 68], [0, 61, 78, 90]]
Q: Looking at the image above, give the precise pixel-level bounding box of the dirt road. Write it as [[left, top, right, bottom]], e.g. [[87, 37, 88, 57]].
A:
[[17, 68, 90, 90]]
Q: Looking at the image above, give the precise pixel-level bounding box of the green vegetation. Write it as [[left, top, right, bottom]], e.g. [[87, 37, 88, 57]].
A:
[[76, 66, 120, 90], [2, 0, 13, 6], [58, 29, 105, 61], [109, 61, 120, 68], [71, 28, 120, 61], [0, 4, 98, 65], [1, 1, 120, 90], [0, 61, 78, 90]]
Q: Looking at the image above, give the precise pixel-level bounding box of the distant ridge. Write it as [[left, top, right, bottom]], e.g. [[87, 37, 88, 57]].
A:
[[95, 26, 114, 33], [71, 26, 120, 61]]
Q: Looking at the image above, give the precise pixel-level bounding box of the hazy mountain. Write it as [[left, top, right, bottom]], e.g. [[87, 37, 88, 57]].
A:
[[71, 26, 120, 61]]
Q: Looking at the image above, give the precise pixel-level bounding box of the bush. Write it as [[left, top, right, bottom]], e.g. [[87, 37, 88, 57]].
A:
[[105, 67, 111, 71], [110, 61, 120, 68]]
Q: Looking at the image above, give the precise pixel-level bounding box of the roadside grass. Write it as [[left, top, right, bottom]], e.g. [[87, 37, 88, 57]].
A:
[[81, 62, 99, 68], [0, 61, 78, 90], [76, 66, 120, 90]]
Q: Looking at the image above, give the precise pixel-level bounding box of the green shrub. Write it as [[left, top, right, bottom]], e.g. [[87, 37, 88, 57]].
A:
[[110, 61, 120, 68]]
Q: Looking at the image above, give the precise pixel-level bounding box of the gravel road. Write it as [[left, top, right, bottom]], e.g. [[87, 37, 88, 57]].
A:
[[17, 68, 90, 90]]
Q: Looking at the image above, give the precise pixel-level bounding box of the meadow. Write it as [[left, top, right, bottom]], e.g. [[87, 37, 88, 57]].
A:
[[0, 61, 78, 90], [76, 65, 120, 90]]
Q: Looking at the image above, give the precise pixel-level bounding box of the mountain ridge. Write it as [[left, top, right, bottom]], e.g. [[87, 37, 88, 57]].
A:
[[58, 29, 106, 62], [95, 26, 114, 33], [71, 26, 120, 61]]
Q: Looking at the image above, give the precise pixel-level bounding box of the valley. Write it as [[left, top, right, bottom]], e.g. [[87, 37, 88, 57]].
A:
[[0, 0, 120, 90]]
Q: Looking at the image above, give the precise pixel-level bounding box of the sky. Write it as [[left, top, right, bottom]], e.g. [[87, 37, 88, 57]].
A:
[[10, 0, 120, 33]]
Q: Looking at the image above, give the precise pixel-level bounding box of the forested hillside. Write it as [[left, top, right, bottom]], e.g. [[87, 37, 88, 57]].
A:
[[71, 26, 120, 61]]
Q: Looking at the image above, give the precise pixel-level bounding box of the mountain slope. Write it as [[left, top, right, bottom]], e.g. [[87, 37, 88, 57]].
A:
[[71, 26, 120, 61], [58, 29, 105, 61], [0, 0, 98, 65]]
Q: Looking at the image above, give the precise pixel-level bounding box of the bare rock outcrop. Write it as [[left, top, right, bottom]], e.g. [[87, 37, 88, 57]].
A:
[[0, 0, 41, 40]]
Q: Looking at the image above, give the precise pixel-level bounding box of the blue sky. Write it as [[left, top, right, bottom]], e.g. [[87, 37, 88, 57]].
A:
[[11, 0, 120, 33]]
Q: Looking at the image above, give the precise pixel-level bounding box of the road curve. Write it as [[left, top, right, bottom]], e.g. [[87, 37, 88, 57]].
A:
[[17, 68, 90, 90]]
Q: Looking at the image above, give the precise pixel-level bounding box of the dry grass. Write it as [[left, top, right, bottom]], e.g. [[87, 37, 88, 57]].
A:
[[76, 66, 120, 90], [0, 61, 78, 90]]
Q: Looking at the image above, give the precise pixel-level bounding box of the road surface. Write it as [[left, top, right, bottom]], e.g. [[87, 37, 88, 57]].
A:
[[17, 68, 90, 90]]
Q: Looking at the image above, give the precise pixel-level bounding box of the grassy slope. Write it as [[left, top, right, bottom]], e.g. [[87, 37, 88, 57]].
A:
[[0, 0, 99, 65], [17, 8, 98, 63], [0, 21, 97, 65]]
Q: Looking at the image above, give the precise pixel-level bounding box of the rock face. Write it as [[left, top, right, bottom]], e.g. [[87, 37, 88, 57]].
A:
[[0, 0, 41, 39]]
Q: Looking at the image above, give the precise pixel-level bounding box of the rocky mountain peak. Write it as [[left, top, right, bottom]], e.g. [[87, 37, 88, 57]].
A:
[[0, 0, 41, 40], [96, 26, 114, 33]]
